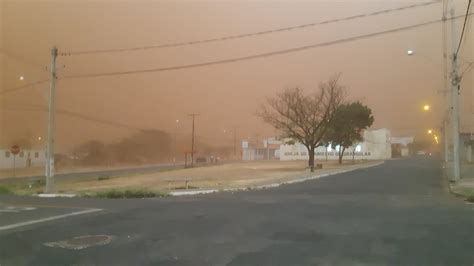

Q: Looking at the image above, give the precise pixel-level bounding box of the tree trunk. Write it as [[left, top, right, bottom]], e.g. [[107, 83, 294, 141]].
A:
[[352, 147, 356, 164], [338, 147, 345, 164], [308, 147, 315, 172]]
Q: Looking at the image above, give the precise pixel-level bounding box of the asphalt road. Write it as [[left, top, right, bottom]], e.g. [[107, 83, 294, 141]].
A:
[[0, 157, 473, 266]]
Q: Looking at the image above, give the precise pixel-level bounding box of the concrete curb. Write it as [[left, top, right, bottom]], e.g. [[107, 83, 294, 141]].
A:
[[37, 193, 77, 198], [168, 189, 218, 196], [169, 161, 384, 196]]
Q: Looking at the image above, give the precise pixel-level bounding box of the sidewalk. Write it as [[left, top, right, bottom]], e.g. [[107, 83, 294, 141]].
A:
[[444, 162, 474, 200], [450, 178, 474, 199]]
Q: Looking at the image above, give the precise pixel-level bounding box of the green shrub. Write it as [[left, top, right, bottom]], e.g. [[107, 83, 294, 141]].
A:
[[0, 185, 12, 194], [93, 189, 167, 199], [466, 195, 474, 203], [27, 180, 45, 188], [97, 176, 110, 181], [173, 185, 199, 190]]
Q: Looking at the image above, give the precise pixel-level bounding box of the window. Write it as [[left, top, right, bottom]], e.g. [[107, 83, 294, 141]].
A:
[[35, 152, 39, 158], [5, 151, 10, 158], [327, 146, 332, 152], [355, 144, 362, 152], [301, 152, 307, 156]]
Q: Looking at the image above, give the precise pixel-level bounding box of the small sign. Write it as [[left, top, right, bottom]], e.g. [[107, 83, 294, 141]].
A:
[[10, 145, 20, 155]]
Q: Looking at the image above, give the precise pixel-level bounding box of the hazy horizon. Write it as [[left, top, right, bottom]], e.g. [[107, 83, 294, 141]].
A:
[[1, 0, 473, 153]]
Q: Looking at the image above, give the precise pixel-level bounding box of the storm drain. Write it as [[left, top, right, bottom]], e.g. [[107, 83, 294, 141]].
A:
[[44, 235, 115, 250]]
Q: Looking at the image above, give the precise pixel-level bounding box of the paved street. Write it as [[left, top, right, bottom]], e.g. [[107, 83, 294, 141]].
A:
[[0, 157, 473, 266]]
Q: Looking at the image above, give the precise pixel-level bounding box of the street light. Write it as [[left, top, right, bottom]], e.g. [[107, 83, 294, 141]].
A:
[[19, 76, 24, 81], [423, 104, 430, 111], [407, 50, 414, 56], [428, 129, 433, 134]]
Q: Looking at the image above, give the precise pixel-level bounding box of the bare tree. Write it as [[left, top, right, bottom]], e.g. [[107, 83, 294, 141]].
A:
[[258, 74, 345, 171]]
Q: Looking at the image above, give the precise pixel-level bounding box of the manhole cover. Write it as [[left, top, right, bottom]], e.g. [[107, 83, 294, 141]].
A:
[[44, 235, 115, 250]]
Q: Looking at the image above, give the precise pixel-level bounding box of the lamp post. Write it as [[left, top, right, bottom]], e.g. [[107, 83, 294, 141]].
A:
[[407, 49, 449, 164]]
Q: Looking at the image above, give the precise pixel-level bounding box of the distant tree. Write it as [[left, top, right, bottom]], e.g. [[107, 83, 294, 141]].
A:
[[112, 129, 173, 164], [326, 101, 374, 164], [10, 138, 33, 150], [74, 140, 108, 165], [319, 139, 331, 161], [258, 74, 345, 171]]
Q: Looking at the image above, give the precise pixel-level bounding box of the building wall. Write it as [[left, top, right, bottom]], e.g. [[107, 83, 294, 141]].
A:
[[0, 149, 46, 169], [279, 128, 392, 161]]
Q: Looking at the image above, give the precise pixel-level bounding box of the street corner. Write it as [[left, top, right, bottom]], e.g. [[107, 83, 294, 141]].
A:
[[0, 202, 102, 233]]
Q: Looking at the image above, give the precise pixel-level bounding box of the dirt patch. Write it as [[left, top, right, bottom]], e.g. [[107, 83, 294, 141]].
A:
[[54, 160, 380, 194]]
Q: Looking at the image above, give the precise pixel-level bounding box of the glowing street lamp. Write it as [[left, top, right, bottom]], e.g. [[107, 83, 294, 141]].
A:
[[407, 50, 414, 56], [19, 76, 24, 81], [423, 105, 430, 111], [428, 129, 433, 134]]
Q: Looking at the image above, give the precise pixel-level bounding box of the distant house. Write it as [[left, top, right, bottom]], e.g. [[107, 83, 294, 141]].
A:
[[241, 128, 392, 161], [241, 137, 281, 160], [391, 136, 414, 157], [0, 149, 46, 169]]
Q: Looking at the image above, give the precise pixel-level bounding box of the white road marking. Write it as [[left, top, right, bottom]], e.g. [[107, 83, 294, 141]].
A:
[[0, 206, 37, 213], [0, 208, 102, 231]]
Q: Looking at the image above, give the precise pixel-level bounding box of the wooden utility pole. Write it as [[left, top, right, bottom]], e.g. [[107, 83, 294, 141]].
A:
[[233, 126, 239, 159], [188, 114, 199, 167], [45, 46, 57, 193]]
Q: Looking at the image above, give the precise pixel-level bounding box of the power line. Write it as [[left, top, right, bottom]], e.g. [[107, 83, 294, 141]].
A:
[[2, 103, 148, 131], [0, 48, 48, 71], [59, 1, 441, 56], [460, 61, 474, 78], [0, 79, 49, 95], [60, 13, 472, 80], [455, 0, 472, 58]]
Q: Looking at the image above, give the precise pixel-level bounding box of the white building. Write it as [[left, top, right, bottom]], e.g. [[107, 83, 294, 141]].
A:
[[243, 128, 392, 161], [280, 128, 391, 161], [391, 136, 414, 157], [0, 149, 46, 169], [242, 137, 281, 160]]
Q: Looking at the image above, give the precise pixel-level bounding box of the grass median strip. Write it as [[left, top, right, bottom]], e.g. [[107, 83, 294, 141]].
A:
[[0, 185, 12, 194], [83, 189, 168, 199]]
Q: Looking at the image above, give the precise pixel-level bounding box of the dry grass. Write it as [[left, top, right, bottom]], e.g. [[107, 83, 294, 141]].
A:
[[54, 160, 376, 194]]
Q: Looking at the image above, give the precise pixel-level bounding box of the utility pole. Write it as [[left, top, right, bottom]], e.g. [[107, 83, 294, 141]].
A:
[[442, 0, 449, 163], [233, 126, 238, 159], [189, 114, 199, 167], [450, 6, 461, 180], [173, 119, 179, 165], [45, 46, 58, 193]]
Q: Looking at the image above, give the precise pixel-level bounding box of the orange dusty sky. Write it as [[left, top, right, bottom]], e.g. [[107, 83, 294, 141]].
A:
[[0, 0, 473, 152]]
